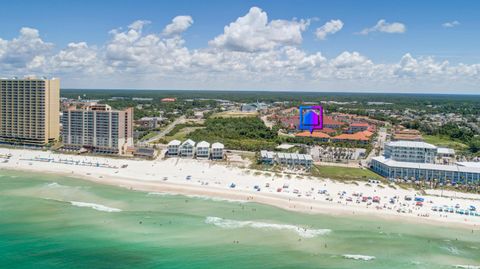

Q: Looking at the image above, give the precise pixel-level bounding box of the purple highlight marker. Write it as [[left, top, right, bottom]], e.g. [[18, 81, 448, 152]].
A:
[[298, 105, 323, 134]]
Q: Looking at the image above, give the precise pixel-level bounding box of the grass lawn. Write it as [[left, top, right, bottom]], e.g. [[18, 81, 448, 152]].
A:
[[141, 131, 159, 141], [163, 127, 204, 143], [311, 165, 384, 181], [423, 134, 468, 150]]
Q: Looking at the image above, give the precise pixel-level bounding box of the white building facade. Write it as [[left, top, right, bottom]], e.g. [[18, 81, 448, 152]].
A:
[[167, 140, 181, 156], [211, 142, 224, 159], [179, 139, 195, 157], [384, 141, 437, 163], [260, 151, 313, 169], [196, 141, 210, 158], [372, 156, 480, 184]]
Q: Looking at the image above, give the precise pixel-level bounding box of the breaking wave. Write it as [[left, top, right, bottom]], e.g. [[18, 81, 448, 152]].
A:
[[443, 245, 461, 255], [45, 182, 62, 188], [454, 266, 480, 269], [204, 216, 330, 238], [342, 254, 376, 261], [70, 201, 122, 213]]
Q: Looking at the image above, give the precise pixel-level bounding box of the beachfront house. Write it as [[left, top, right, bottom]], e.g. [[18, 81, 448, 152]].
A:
[[304, 155, 313, 169], [285, 153, 294, 166], [277, 152, 287, 165], [260, 150, 275, 164], [179, 139, 196, 157], [196, 141, 210, 158], [167, 140, 181, 156], [259, 151, 313, 169], [211, 142, 224, 160]]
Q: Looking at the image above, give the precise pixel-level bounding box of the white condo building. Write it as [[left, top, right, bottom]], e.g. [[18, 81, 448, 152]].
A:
[[61, 104, 133, 155], [384, 141, 437, 163], [372, 140, 479, 184], [167, 140, 224, 160], [179, 139, 195, 157], [196, 141, 210, 158], [211, 142, 224, 159], [260, 150, 313, 169], [167, 140, 181, 156]]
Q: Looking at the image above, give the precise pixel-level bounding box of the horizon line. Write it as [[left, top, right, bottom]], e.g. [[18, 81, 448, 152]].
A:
[[60, 88, 480, 96]]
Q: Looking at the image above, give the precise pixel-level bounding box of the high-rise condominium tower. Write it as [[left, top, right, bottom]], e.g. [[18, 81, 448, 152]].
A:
[[61, 104, 134, 155], [0, 77, 60, 145]]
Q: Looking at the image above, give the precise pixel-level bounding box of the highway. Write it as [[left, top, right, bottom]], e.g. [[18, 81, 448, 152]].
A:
[[139, 115, 186, 145]]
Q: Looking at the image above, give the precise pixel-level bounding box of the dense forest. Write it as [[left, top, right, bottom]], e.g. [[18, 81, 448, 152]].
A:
[[61, 89, 480, 111], [187, 117, 280, 151], [403, 121, 480, 153]]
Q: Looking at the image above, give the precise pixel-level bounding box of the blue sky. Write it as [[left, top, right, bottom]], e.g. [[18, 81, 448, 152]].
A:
[[1, 0, 480, 92]]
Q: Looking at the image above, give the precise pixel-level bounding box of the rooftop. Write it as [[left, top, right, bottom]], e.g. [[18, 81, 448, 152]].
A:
[[181, 139, 196, 146], [323, 116, 345, 126], [437, 147, 455, 155], [212, 142, 224, 149], [276, 144, 295, 150], [168, 140, 181, 146], [373, 156, 480, 173], [350, 122, 370, 127], [332, 132, 371, 141], [196, 141, 210, 148], [455, 162, 480, 168], [295, 131, 330, 139], [386, 141, 437, 149]]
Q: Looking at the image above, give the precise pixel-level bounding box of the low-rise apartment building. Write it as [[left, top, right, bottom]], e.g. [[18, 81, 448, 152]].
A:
[[384, 141, 437, 163]]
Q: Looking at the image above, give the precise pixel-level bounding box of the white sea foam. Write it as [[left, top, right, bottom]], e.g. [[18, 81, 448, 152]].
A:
[[70, 201, 122, 213], [443, 246, 461, 255], [45, 182, 62, 188], [454, 265, 480, 269], [147, 192, 170, 196], [342, 254, 376, 261], [204, 216, 330, 238], [44, 182, 82, 189]]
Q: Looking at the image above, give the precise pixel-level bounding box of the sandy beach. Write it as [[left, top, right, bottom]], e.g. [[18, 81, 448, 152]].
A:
[[1, 147, 479, 229]]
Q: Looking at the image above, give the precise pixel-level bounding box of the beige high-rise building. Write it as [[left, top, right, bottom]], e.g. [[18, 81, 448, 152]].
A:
[[0, 77, 60, 145], [62, 104, 134, 155]]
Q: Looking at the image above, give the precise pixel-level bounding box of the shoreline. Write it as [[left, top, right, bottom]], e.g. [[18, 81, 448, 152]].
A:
[[1, 148, 479, 230]]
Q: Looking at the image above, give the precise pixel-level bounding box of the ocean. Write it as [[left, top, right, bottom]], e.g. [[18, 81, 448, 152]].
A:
[[0, 169, 479, 269]]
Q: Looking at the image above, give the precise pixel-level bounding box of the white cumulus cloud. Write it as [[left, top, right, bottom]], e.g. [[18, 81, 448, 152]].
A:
[[359, 19, 406, 35], [209, 6, 309, 52], [0, 27, 53, 72], [315, 19, 343, 40], [1, 9, 480, 93], [162, 16, 194, 36]]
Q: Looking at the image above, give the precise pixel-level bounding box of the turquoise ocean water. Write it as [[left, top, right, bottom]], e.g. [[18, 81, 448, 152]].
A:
[[0, 169, 479, 269]]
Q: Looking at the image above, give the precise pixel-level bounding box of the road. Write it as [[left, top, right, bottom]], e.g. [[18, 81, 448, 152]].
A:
[[362, 127, 387, 167], [260, 115, 274, 128], [139, 116, 186, 146]]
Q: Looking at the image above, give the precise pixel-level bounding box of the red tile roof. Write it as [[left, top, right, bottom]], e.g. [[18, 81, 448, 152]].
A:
[[295, 131, 331, 139], [318, 127, 337, 134], [350, 122, 370, 127], [323, 116, 345, 126], [333, 131, 372, 141]]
